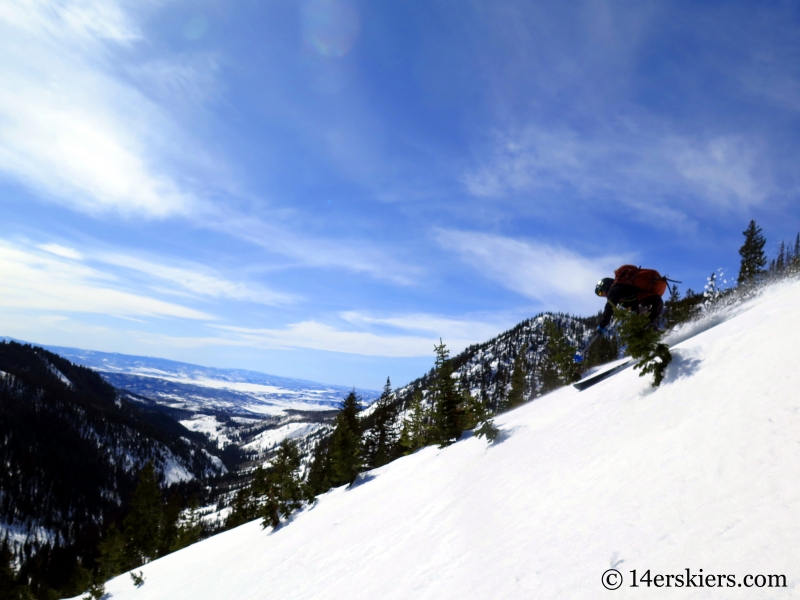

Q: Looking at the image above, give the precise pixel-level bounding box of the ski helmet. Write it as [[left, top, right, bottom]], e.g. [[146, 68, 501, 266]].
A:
[[595, 278, 613, 297]]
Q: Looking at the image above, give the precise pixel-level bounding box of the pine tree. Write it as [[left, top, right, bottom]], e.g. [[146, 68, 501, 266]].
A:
[[159, 492, 182, 556], [363, 377, 399, 469], [305, 439, 332, 499], [430, 340, 462, 447], [613, 305, 672, 387], [462, 389, 499, 442], [122, 461, 163, 564], [1, 540, 34, 600], [776, 241, 786, 274], [399, 390, 429, 454], [505, 353, 528, 410], [790, 233, 800, 273], [737, 220, 767, 285], [261, 439, 304, 529], [540, 319, 579, 393], [172, 497, 203, 551], [328, 391, 363, 486], [95, 523, 127, 582], [226, 481, 260, 529]]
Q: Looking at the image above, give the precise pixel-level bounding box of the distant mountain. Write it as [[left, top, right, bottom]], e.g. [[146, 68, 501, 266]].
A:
[[41, 344, 380, 418]]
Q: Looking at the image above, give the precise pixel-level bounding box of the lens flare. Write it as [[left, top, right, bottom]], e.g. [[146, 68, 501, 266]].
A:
[[302, 0, 360, 58]]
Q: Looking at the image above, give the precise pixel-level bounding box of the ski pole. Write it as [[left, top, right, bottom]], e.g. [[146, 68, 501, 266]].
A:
[[573, 331, 600, 363]]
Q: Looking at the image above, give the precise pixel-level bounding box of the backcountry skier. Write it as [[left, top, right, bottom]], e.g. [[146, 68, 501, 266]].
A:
[[595, 265, 668, 335]]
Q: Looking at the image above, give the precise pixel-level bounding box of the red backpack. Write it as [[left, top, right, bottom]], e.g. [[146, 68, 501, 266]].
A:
[[614, 265, 668, 300]]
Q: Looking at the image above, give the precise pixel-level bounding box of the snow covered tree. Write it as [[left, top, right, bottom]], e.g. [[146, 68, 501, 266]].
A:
[[363, 377, 399, 469], [329, 391, 363, 486], [430, 340, 463, 447], [737, 220, 767, 285], [613, 305, 672, 387]]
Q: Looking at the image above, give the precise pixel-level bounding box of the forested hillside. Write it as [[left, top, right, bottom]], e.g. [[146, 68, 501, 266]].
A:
[[0, 341, 226, 597]]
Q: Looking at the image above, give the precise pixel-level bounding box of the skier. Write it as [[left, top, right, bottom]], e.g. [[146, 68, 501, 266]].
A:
[[594, 265, 667, 335]]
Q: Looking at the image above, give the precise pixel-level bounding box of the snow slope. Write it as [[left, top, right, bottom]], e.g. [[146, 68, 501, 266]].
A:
[[76, 280, 800, 599]]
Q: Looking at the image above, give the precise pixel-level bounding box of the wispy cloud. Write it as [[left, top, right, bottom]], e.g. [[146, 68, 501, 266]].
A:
[[35, 241, 294, 306], [463, 122, 778, 216], [0, 240, 212, 320], [120, 310, 515, 358], [0, 0, 203, 217], [210, 214, 424, 285], [339, 311, 510, 345], [436, 229, 628, 314], [212, 321, 436, 357]]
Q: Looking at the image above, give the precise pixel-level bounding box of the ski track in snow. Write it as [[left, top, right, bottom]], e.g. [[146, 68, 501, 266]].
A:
[[67, 279, 800, 600]]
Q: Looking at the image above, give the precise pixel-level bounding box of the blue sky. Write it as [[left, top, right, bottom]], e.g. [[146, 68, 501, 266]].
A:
[[1, 0, 799, 389]]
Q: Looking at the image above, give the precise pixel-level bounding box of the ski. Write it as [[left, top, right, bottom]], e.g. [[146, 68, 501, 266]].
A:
[[573, 322, 703, 391], [572, 360, 634, 391]]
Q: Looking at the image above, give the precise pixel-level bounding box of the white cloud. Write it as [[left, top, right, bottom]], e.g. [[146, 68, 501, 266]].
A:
[[211, 213, 423, 285], [436, 229, 628, 314], [0, 240, 212, 320], [339, 311, 509, 345], [211, 321, 437, 357], [0, 0, 199, 217], [50, 309, 518, 358], [37, 243, 85, 260], [96, 253, 296, 305], [35, 240, 295, 306], [668, 135, 772, 209], [463, 123, 777, 216]]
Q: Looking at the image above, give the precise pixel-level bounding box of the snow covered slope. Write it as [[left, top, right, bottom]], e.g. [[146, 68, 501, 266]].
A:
[[79, 280, 800, 599]]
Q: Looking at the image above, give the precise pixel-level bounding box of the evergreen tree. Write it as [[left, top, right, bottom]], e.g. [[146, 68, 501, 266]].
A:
[[540, 319, 580, 393], [430, 340, 462, 447], [363, 377, 399, 469], [328, 391, 363, 486], [737, 220, 767, 285], [1, 540, 34, 600], [122, 461, 163, 564], [794, 234, 800, 270], [505, 353, 528, 410], [95, 523, 127, 582], [261, 439, 304, 529], [462, 389, 499, 442], [305, 439, 332, 499], [399, 390, 429, 455], [172, 498, 204, 551], [612, 305, 672, 387], [159, 492, 183, 556], [225, 479, 261, 530], [775, 241, 786, 274]]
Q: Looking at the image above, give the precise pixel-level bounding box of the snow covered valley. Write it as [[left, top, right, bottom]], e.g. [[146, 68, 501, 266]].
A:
[[67, 280, 800, 599]]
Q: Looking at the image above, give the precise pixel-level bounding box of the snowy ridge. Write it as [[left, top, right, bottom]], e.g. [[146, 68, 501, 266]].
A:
[[79, 278, 800, 599]]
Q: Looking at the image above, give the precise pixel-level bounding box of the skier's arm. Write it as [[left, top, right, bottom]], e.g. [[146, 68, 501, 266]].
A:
[[599, 284, 626, 329]]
